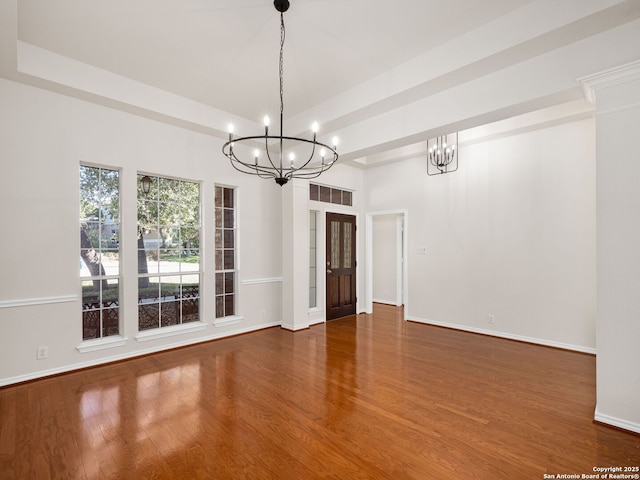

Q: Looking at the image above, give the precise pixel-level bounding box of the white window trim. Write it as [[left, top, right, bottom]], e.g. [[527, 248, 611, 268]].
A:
[[212, 315, 243, 328], [77, 335, 128, 353], [135, 321, 207, 342]]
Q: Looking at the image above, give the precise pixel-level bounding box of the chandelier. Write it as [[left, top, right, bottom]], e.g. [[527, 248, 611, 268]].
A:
[[222, 0, 339, 186], [427, 133, 458, 176]]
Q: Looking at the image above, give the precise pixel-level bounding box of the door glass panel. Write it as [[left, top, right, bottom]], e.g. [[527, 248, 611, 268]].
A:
[[343, 222, 352, 268], [331, 221, 340, 268]]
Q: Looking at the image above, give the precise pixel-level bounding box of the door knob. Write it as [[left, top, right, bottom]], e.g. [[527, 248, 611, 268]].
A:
[[327, 269, 332, 274]]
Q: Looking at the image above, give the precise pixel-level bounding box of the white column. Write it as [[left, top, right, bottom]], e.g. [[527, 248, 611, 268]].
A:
[[581, 60, 640, 434], [281, 180, 310, 331]]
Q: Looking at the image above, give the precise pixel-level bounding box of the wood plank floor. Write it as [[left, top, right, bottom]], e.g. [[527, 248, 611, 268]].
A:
[[1, 304, 638, 479]]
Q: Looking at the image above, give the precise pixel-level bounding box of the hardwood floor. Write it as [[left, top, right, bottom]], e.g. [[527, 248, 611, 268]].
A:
[[1, 304, 638, 479]]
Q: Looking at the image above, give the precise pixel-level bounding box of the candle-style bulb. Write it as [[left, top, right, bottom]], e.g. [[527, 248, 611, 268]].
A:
[[312, 122, 319, 133]]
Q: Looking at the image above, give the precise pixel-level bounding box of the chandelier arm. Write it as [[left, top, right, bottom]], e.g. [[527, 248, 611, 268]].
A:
[[224, 145, 282, 179], [291, 138, 318, 172], [262, 135, 283, 177]]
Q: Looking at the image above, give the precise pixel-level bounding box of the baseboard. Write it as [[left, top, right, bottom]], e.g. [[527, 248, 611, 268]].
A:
[[0, 320, 281, 388], [407, 316, 596, 355], [594, 406, 640, 435], [281, 322, 310, 331], [372, 299, 399, 306]]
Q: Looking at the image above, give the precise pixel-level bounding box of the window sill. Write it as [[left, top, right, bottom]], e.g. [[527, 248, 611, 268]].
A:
[[135, 321, 207, 342], [213, 315, 243, 327], [77, 335, 129, 353]]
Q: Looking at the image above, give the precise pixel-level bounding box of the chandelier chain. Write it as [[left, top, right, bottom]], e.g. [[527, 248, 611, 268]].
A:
[[279, 13, 285, 119]]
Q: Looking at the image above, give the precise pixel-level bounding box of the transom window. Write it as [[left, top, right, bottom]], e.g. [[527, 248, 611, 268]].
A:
[[309, 183, 352, 206], [215, 186, 236, 318], [80, 165, 120, 340], [137, 175, 201, 330]]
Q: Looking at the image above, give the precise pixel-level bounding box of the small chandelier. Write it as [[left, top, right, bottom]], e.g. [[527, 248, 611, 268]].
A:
[[427, 133, 458, 176], [222, 0, 339, 186]]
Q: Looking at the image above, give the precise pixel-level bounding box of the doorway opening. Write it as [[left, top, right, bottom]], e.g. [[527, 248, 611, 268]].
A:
[[365, 210, 408, 320]]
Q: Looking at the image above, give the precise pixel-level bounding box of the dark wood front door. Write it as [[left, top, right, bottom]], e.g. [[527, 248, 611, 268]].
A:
[[326, 213, 357, 320]]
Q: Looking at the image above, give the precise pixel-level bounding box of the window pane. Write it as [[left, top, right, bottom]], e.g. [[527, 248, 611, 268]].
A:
[[331, 221, 340, 268], [343, 222, 352, 268], [310, 183, 319, 201], [342, 190, 352, 206], [225, 272, 234, 294], [82, 280, 100, 310], [102, 278, 119, 307], [223, 188, 234, 208], [181, 227, 200, 249], [139, 280, 160, 304], [320, 186, 331, 203], [180, 250, 199, 273], [225, 295, 235, 316], [224, 230, 234, 249], [161, 302, 179, 327], [141, 248, 159, 275], [216, 296, 224, 318], [216, 273, 224, 295], [82, 309, 101, 340], [309, 288, 317, 309], [224, 250, 235, 270], [139, 303, 159, 330], [331, 188, 342, 204], [159, 177, 180, 198], [159, 249, 180, 272], [223, 209, 234, 228], [102, 308, 119, 338], [309, 211, 317, 309], [102, 251, 119, 276], [159, 202, 180, 226]]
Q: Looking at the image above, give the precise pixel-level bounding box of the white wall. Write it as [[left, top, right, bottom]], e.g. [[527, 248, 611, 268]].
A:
[[364, 118, 596, 352], [0, 78, 283, 385], [589, 65, 640, 434], [372, 215, 398, 304]]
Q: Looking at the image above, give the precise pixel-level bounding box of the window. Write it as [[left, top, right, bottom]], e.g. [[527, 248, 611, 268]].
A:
[[215, 186, 236, 318], [309, 183, 352, 206], [309, 211, 317, 308], [80, 165, 120, 340], [137, 175, 200, 330]]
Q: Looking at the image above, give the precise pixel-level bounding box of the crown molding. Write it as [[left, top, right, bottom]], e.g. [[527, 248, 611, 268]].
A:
[[579, 59, 640, 103]]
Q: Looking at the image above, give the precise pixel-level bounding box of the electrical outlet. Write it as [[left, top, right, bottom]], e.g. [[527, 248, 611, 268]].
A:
[[36, 346, 49, 360], [487, 314, 495, 325]]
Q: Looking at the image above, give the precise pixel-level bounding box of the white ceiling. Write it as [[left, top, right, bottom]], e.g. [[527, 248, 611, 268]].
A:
[[16, 0, 533, 119], [4, 0, 640, 167]]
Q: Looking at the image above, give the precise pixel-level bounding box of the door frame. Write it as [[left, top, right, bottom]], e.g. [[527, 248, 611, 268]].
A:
[[308, 206, 361, 325], [365, 209, 409, 320]]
